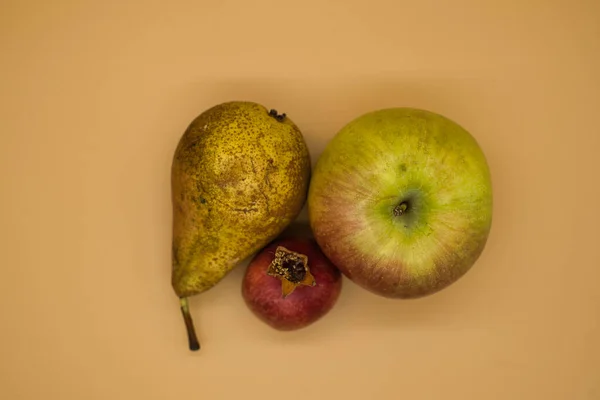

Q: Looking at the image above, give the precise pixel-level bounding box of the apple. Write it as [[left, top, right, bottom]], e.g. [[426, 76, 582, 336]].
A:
[[242, 236, 342, 330], [307, 108, 493, 298]]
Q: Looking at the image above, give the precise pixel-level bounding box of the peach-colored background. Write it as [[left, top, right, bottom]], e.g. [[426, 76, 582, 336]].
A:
[[1, 1, 599, 399]]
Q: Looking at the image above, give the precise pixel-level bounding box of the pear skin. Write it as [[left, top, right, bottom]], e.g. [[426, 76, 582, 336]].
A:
[[171, 101, 311, 350]]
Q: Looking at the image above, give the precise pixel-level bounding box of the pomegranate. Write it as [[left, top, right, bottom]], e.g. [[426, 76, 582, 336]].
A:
[[242, 236, 342, 331]]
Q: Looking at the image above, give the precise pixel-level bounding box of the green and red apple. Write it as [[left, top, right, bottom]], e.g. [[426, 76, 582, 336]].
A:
[[307, 108, 493, 298]]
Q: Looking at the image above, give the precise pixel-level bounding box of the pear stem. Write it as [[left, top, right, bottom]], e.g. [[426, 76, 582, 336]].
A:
[[180, 297, 200, 351]]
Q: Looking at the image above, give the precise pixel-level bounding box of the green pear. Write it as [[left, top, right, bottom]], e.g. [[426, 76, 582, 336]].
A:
[[171, 101, 311, 350]]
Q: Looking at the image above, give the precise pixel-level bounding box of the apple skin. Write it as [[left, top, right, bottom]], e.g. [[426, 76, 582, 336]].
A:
[[242, 237, 342, 331], [307, 108, 493, 299]]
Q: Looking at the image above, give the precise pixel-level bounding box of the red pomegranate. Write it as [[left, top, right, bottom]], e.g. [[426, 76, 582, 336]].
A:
[[242, 236, 342, 331]]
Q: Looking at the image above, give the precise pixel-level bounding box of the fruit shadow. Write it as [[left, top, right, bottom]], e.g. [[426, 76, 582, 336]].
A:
[[186, 233, 493, 350], [160, 74, 505, 341], [192, 259, 490, 346]]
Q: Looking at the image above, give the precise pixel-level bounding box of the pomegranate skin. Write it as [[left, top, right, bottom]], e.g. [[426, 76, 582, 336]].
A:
[[242, 237, 342, 331]]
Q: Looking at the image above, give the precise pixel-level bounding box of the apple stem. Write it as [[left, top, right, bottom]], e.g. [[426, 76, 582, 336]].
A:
[[180, 297, 200, 351], [393, 202, 408, 216]]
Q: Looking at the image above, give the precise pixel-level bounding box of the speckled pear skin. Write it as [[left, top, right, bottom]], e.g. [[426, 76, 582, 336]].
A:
[[171, 101, 311, 299]]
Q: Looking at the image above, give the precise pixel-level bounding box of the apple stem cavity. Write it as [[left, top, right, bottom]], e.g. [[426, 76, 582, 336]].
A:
[[393, 201, 409, 217], [180, 297, 200, 351]]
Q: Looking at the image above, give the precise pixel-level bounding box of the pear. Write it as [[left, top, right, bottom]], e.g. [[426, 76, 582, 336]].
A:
[[171, 101, 311, 351]]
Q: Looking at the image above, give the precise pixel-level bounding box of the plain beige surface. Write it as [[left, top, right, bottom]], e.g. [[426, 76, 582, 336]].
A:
[[1, 1, 599, 399]]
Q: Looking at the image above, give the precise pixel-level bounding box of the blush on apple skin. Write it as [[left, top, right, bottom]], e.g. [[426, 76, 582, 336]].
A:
[[307, 108, 493, 299], [242, 237, 342, 331]]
